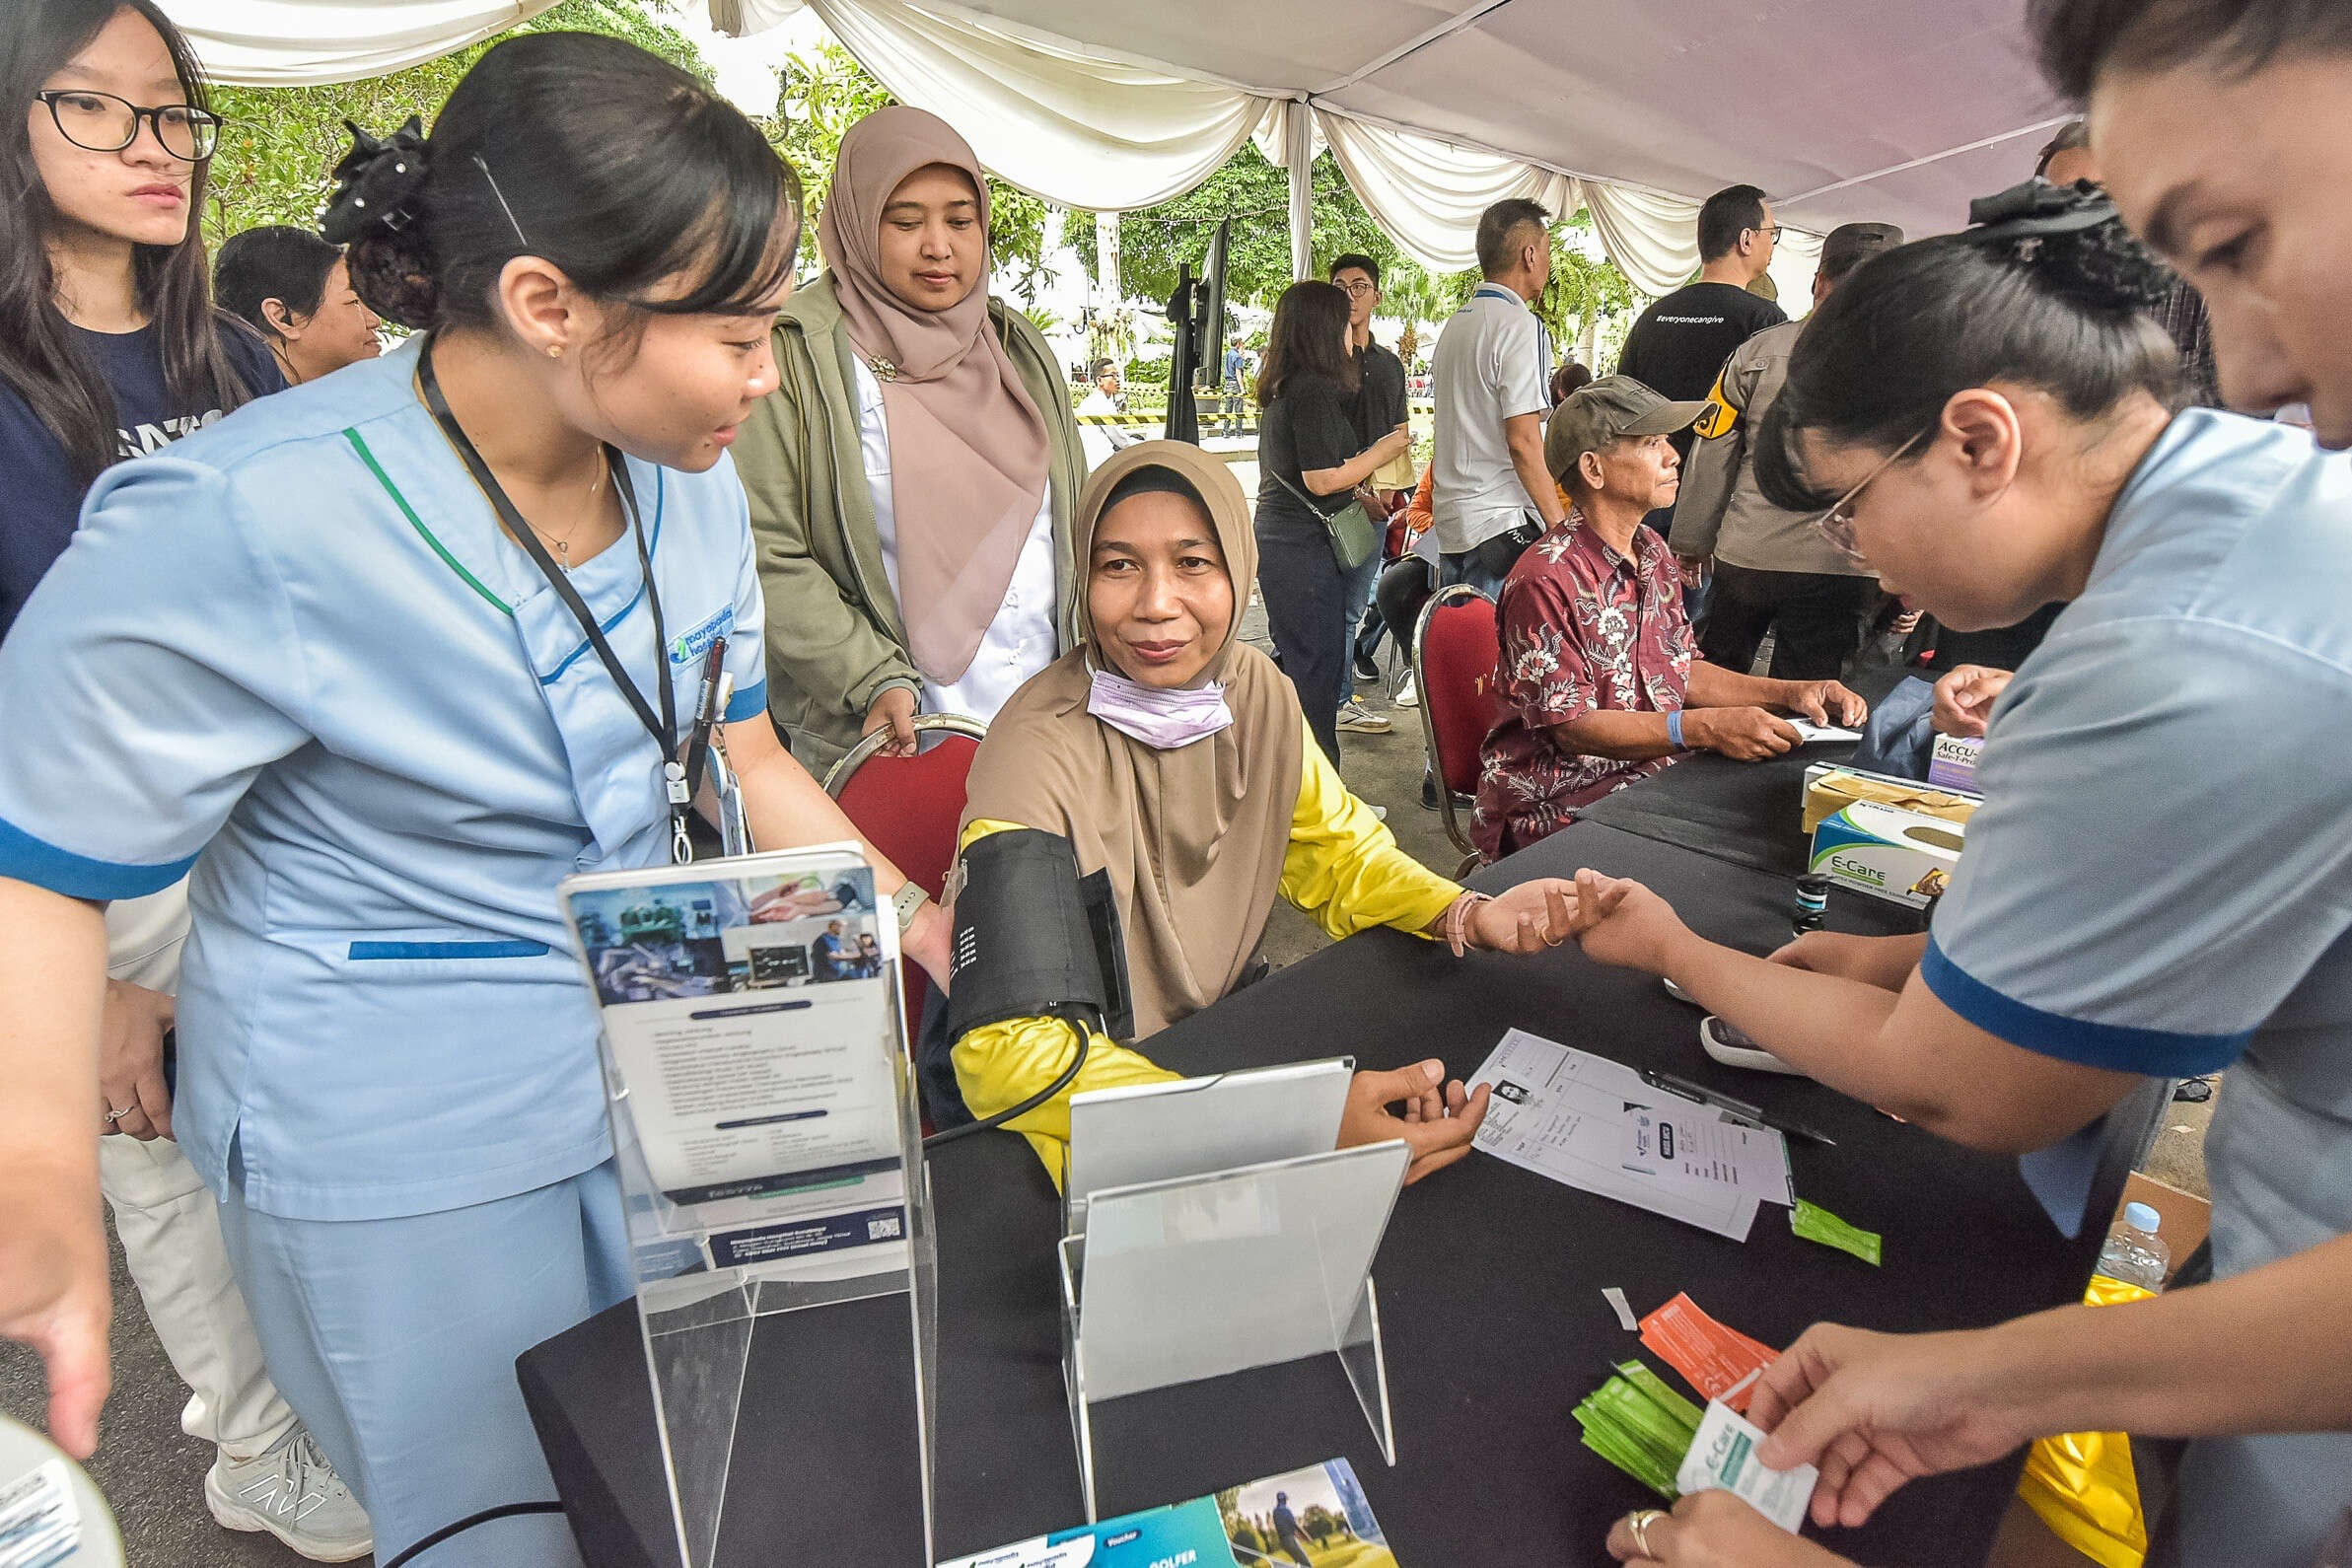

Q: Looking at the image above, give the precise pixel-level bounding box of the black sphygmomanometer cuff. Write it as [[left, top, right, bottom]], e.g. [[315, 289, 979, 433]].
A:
[[945, 827, 1134, 1043]]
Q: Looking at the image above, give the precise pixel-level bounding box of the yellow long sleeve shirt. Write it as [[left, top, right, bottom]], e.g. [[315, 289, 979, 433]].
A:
[[952, 715, 1462, 1184]]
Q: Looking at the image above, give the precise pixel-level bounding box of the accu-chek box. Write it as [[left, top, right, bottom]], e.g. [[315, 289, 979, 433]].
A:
[[1809, 800, 1966, 908], [1927, 734, 1983, 792]]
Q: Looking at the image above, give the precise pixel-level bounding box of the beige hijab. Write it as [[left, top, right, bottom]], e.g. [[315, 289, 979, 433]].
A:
[[820, 106, 1051, 684], [962, 442, 1306, 1040]]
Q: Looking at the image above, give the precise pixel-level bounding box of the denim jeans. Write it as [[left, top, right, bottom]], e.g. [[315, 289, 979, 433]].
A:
[[1439, 517, 1542, 599]]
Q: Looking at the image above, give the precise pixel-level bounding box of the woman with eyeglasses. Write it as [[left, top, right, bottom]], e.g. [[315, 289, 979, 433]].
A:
[[1566, 182, 2352, 1567], [0, 0, 282, 641], [0, 24, 953, 1567], [0, 6, 375, 1561]]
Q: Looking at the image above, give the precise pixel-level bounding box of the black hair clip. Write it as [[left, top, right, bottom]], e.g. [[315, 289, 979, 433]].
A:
[[1960, 177, 2174, 311], [1962, 178, 2118, 244], [321, 115, 430, 245]]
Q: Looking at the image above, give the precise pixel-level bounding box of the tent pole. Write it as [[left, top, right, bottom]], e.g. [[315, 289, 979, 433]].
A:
[[1286, 103, 1314, 281], [1095, 211, 1121, 306]]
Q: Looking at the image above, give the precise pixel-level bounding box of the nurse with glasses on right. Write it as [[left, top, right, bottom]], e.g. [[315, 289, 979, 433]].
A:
[[1567, 180, 2352, 1568]]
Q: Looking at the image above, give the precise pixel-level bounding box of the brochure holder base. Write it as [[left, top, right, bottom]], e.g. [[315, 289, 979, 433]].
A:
[[1054, 1144, 1406, 1523], [630, 1169, 938, 1568], [569, 847, 938, 1568]]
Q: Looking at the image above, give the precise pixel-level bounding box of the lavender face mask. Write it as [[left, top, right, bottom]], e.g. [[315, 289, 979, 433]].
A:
[[1086, 665, 1234, 749]]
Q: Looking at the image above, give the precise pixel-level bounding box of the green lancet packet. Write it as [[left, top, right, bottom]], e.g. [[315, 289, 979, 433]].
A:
[[1573, 1358, 1704, 1499], [1792, 1198, 1883, 1265]]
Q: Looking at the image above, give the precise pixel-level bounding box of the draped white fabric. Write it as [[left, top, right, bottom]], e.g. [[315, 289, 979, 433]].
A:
[[162, 0, 558, 86], [164, 0, 2050, 287], [1317, 112, 1578, 277], [793, 0, 1269, 210]]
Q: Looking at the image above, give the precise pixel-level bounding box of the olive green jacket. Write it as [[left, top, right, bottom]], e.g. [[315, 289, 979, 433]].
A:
[[735, 272, 1087, 771]]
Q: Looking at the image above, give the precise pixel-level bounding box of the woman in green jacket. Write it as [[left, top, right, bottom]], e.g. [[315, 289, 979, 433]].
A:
[[734, 106, 1088, 770]]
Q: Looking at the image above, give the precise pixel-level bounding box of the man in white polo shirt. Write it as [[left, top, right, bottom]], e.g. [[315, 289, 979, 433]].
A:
[[1430, 198, 1565, 597]]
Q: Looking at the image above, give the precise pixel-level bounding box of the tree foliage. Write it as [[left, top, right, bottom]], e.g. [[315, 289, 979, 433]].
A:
[[203, 0, 701, 246], [1072, 141, 1637, 361], [1074, 143, 1410, 311], [201, 10, 1055, 290], [197, 3, 1627, 346], [1380, 208, 1636, 361]]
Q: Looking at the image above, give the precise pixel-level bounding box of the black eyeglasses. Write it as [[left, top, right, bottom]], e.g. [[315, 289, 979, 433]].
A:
[[37, 90, 223, 162], [1748, 224, 1785, 241]]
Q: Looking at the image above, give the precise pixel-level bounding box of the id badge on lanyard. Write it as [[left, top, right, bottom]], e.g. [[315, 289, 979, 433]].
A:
[[419, 339, 694, 863]]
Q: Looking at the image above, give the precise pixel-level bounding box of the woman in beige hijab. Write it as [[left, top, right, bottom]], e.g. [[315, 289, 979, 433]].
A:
[[734, 106, 1089, 771], [950, 441, 1585, 1184]]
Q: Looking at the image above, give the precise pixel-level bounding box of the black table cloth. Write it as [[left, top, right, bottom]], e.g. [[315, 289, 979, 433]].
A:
[[521, 820, 2097, 1568], [1574, 665, 1915, 880]]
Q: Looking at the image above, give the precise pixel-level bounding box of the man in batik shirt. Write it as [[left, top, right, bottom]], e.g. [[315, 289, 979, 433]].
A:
[[1472, 378, 1868, 858]]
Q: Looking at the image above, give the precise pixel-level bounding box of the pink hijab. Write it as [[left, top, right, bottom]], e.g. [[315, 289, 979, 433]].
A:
[[819, 107, 1052, 685]]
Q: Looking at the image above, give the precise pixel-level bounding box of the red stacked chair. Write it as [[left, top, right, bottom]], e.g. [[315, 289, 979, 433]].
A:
[[1411, 586, 1505, 876], [823, 716, 988, 1040]]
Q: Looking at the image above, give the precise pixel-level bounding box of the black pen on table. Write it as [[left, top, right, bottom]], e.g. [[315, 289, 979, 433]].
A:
[[682, 635, 727, 798], [1641, 1067, 1837, 1148]]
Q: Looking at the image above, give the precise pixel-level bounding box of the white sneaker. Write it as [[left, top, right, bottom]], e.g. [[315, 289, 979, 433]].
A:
[[1336, 698, 1392, 735], [1369, 804, 1389, 822], [1392, 677, 1419, 709], [207, 1428, 373, 1563]]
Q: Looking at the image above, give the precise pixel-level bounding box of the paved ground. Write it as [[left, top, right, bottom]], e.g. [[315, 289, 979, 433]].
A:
[[0, 587, 2204, 1566]]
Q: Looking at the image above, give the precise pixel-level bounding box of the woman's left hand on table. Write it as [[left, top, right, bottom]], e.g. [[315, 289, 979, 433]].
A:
[[1565, 868, 1683, 973], [1340, 1060, 1491, 1184]]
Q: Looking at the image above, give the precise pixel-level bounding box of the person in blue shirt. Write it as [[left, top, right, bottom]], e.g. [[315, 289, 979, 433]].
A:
[[811, 919, 848, 981], [0, 30, 950, 1568], [1570, 182, 2352, 1568], [1270, 1491, 1312, 1565], [0, 4, 373, 1559]]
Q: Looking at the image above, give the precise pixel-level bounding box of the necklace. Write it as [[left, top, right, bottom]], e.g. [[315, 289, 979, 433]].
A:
[[531, 449, 609, 571]]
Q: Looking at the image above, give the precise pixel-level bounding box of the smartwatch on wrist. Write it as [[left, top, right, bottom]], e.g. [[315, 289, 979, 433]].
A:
[[891, 881, 929, 935]]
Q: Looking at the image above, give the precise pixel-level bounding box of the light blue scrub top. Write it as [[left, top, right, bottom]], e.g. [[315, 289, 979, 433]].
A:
[[1921, 410, 2352, 1567], [0, 337, 769, 1223]]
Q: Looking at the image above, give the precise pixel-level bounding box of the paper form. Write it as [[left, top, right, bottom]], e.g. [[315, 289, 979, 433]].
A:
[[1467, 1029, 1793, 1241]]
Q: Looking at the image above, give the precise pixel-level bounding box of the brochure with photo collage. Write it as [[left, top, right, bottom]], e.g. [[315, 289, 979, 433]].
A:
[[941, 1459, 1401, 1568], [561, 845, 912, 1283]]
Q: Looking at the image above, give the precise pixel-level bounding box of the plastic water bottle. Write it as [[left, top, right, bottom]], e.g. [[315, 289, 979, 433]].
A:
[[2095, 1201, 2170, 1291]]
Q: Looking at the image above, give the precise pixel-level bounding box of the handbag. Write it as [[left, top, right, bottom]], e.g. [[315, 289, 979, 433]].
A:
[[1271, 467, 1380, 573]]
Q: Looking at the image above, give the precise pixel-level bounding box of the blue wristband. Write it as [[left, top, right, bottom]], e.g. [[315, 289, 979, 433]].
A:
[[1667, 709, 1686, 749]]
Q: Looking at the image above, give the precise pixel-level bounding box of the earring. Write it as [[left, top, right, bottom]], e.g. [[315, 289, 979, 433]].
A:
[[547, 344, 564, 360]]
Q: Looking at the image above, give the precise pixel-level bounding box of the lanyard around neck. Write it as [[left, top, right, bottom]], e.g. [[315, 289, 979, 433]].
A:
[[418, 337, 694, 861], [417, 336, 677, 760]]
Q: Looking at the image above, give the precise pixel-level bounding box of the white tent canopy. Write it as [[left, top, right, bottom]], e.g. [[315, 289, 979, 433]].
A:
[[161, 0, 2067, 294], [164, 0, 562, 84], [706, 0, 2067, 288]]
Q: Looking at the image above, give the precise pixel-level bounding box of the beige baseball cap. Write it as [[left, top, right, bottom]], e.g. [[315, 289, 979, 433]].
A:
[[1544, 375, 1711, 480]]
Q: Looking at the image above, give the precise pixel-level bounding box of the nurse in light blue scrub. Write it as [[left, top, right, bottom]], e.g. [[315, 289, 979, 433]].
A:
[[0, 33, 949, 1568], [1565, 185, 2352, 1568]]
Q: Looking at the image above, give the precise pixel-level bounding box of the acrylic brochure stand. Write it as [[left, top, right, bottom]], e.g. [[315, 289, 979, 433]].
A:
[[561, 843, 935, 1568], [1058, 1140, 1409, 1521]]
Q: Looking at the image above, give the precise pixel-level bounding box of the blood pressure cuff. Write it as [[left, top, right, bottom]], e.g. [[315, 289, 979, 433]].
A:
[[945, 828, 1134, 1044]]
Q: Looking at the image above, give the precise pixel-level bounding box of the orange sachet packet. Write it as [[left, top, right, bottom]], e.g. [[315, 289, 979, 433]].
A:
[[1638, 1292, 1778, 1412]]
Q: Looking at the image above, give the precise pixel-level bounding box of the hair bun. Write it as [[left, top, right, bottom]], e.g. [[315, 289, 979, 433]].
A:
[[1961, 178, 2175, 314], [321, 116, 430, 245], [321, 116, 441, 330]]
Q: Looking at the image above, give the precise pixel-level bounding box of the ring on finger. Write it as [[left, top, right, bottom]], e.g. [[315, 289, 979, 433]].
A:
[[1627, 1509, 1667, 1558], [104, 1104, 130, 1125]]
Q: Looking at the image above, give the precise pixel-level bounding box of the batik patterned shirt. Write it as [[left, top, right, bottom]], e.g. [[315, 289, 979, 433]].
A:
[[1472, 517, 1694, 857]]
